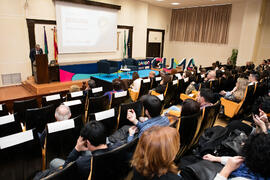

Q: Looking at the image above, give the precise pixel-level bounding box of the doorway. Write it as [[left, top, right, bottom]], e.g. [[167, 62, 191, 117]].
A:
[[146, 28, 165, 58]]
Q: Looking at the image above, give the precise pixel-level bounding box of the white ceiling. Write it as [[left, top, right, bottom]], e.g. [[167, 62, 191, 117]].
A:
[[138, 0, 244, 9]]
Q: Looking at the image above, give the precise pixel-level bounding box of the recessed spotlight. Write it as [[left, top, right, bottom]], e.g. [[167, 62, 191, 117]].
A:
[[171, 2, 180, 5]]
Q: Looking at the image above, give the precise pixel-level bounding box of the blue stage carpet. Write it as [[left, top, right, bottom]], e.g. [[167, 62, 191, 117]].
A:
[[72, 69, 160, 82]]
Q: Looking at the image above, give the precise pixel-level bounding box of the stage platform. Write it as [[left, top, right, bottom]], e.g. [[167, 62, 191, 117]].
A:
[[22, 77, 85, 95]]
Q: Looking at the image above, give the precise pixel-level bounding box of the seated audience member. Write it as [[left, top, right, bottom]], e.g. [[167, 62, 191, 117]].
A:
[[86, 79, 96, 91], [170, 69, 178, 80], [165, 99, 200, 123], [149, 71, 156, 79], [219, 78, 249, 102], [81, 81, 87, 91], [104, 79, 123, 100], [197, 88, 214, 109], [150, 74, 171, 94], [131, 126, 182, 180], [69, 85, 80, 93], [55, 105, 72, 121], [203, 133, 270, 180], [130, 72, 142, 92], [204, 70, 216, 82], [248, 71, 259, 85], [39, 105, 72, 146], [181, 99, 200, 117], [185, 75, 199, 95], [127, 95, 170, 142], [48, 121, 118, 180]]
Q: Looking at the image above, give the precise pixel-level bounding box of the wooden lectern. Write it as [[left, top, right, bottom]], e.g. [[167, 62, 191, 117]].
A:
[[33, 54, 49, 84]]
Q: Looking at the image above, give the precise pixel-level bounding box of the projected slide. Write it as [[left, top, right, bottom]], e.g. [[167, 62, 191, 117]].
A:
[[56, 1, 118, 53]]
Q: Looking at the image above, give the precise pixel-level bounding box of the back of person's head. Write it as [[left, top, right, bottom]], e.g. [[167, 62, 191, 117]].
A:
[[55, 105, 71, 121], [131, 126, 180, 178], [236, 78, 249, 91], [181, 99, 200, 116], [249, 71, 260, 82], [88, 79, 96, 89], [199, 88, 214, 104], [140, 95, 162, 118], [112, 79, 122, 91], [241, 133, 270, 178], [207, 70, 216, 79], [170, 69, 177, 75], [69, 85, 80, 93], [215, 70, 223, 79], [149, 71, 156, 78], [161, 74, 171, 85], [132, 72, 139, 81], [80, 121, 106, 146]]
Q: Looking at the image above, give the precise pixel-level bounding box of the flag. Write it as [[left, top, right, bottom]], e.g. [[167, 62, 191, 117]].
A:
[[127, 31, 131, 58], [123, 30, 127, 58], [53, 27, 58, 62], [43, 26, 48, 54]]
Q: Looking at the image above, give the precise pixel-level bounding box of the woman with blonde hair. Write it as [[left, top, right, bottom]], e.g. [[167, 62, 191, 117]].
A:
[[220, 78, 249, 102], [131, 126, 181, 180]]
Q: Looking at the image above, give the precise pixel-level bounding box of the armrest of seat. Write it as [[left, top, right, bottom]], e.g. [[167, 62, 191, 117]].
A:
[[180, 93, 196, 101], [150, 90, 161, 96], [220, 97, 240, 118], [128, 88, 139, 102]]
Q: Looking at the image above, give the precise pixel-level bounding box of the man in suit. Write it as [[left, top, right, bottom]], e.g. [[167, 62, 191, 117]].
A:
[[29, 44, 43, 76]]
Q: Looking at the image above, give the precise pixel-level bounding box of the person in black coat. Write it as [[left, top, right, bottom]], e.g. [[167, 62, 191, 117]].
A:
[[29, 44, 43, 75]]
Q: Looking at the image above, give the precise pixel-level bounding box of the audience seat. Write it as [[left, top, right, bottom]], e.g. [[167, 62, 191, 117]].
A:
[[88, 138, 138, 180], [13, 98, 38, 124], [45, 115, 83, 168], [164, 80, 178, 107], [151, 76, 162, 89], [110, 90, 129, 109], [63, 100, 84, 118], [42, 94, 63, 110], [86, 94, 110, 116], [41, 162, 79, 180], [117, 101, 143, 129], [66, 91, 85, 102], [138, 78, 151, 98], [25, 104, 55, 133], [88, 108, 118, 137], [0, 113, 22, 137], [0, 103, 9, 117], [175, 112, 201, 160], [128, 88, 139, 102], [221, 85, 254, 118], [0, 129, 42, 180]]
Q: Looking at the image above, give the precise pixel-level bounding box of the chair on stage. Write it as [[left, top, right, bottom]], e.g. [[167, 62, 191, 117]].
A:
[[122, 58, 138, 71], [0, 113, 22, 137], [117, 101, 143, 129], [88, 108, 118, 137], [63, 100, 84, 118], [0, 103, 9, 117], [25, 104, 55, 133], [0, 129, 42, 180], [42, 94, 63, 110], [110, 91, 129, 109], [45, 115, 83, 168], [13, 98, 38, 124], [97, 59, 119, 75], [88, 138, 138, 180]]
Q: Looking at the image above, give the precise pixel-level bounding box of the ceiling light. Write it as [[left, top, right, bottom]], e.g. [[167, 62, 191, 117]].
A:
[[171, 2, 180, 5], [156, 0, 164, 1]]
